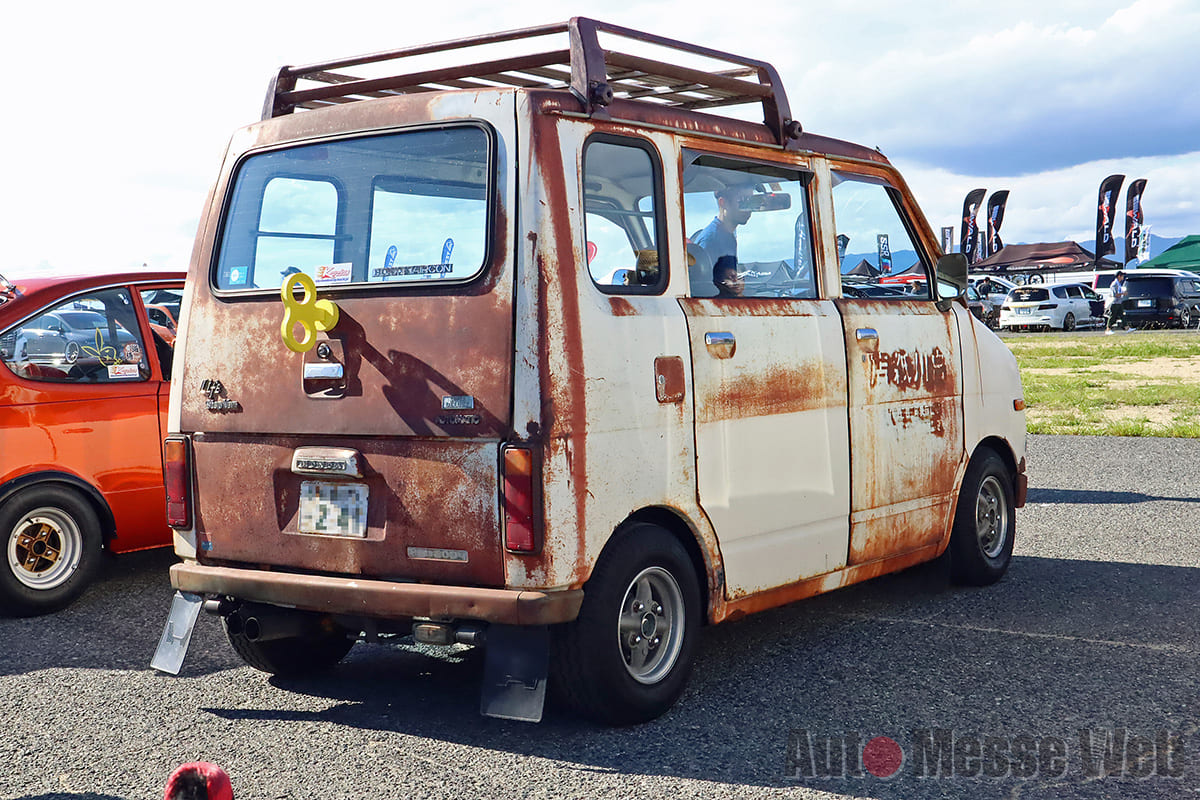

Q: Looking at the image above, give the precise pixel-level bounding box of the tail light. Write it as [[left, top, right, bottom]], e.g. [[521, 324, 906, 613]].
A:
[[501, 445, 539, 553], [163, 436, 192, 529]]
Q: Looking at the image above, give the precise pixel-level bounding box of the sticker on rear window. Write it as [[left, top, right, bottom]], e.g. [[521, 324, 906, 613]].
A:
[[315, 263, 353, 284], [222, 265, 250, 287]]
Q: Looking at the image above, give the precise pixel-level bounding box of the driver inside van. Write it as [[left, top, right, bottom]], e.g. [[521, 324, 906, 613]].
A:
[[691, 184, 753, 262]]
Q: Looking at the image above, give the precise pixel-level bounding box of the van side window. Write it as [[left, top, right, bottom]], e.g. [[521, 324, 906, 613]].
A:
[[0, 288, 150, 384], [582, 138, 665, 293], [832, 171, 931, 300], [681, 151, 815, 299]]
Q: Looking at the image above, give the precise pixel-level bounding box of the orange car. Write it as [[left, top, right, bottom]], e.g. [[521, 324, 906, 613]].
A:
[[0, 270, 185, 615]]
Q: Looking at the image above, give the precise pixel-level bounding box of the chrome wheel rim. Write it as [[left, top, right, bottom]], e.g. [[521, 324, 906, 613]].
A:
[[7, 507, 82, 590], [617, 566, 685, 685], [976, 476, 1009, 560]]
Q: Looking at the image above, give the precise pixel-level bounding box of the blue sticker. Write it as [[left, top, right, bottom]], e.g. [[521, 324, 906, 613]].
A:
[[384, 245, 398, 270], [441, 238, 454, 265]]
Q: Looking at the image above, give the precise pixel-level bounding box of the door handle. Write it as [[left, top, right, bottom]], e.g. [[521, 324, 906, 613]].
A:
[[856, 328, 879, 341], [704, 331, 736, 359]]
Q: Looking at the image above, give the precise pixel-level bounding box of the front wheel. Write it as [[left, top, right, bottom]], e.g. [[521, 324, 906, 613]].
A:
[[949, 448, 1016, 586], [551, 523, 701, 725], [0, 486, 103, 616]]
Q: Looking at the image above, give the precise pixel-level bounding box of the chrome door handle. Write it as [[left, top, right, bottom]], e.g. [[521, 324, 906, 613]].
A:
[[704, 331, 736, 359], [856, 328, 879, 341]]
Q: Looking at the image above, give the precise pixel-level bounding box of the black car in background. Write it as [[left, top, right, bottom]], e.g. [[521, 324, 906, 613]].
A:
[[1121, 274, 1200, 328]]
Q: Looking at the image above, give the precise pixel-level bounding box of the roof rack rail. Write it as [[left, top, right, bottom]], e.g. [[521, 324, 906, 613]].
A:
[[263, 17, 802, 147]]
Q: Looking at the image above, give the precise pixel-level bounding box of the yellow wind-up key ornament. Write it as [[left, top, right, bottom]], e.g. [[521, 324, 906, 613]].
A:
[[280, 272, 340, 353]]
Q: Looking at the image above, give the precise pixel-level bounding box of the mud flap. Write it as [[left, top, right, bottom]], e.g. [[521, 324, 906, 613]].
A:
[[150, 591, 203, 675], [480, 624, 548, 722]]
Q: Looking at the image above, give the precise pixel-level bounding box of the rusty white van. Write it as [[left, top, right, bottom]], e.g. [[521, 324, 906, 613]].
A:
[[152, 19, 1027, 724]]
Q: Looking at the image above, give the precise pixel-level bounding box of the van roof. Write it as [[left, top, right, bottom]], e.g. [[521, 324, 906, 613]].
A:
[[265, 18, 806, 148]]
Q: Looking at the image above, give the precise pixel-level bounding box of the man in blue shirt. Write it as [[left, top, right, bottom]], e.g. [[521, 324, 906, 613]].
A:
[[692, 185, 753, 263]]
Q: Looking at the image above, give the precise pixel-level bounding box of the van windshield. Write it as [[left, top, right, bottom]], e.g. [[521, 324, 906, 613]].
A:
[[214, 126, 491, 292]]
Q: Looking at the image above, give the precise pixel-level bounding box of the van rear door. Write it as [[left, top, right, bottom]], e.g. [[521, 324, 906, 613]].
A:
[[176, 97, 516, 588]]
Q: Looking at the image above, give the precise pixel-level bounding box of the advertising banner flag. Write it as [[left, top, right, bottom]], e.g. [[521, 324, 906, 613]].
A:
[[1095, 174, 1124, 260], [941, 226, 954, 254], [836, 234, 850, 264], [877, 234, 892, 274], [985, 190, 1010, 257], [960, 188, 986, 264], [1138, 224, 1152, 263], [1124, 178, 1148, 264]]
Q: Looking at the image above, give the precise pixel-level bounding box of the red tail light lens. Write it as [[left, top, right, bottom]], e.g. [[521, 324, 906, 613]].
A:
[[502, 446, 538, 553], [163, 436, 192, 529]]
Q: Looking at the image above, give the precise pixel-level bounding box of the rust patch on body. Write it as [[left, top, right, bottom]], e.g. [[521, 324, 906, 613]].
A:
[[608, 297, 637, 316]]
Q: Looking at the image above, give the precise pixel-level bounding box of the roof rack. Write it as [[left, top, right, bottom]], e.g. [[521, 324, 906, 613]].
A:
[[263, 17, 802, 147]]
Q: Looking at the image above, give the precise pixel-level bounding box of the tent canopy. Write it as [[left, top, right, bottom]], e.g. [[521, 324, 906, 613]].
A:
[[1135, 235, 1200, 272], [844, 259, 879, 277], [970, 241, 1120, 275]]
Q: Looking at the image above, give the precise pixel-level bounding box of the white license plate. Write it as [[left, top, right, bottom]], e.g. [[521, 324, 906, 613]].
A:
[[1016, 308, 1031, 315], [299, 481, 368, 537], [1138, 299, 1153, 307]]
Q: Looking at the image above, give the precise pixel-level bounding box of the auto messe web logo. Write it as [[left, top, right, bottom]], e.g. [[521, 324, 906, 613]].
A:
[[786, 729, 1187, 780]]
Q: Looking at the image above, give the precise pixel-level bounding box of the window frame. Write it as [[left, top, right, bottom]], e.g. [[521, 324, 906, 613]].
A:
[[680, 147, 819, 300], [830, 168, 938, 301], [581, 133, 669, 296], [209, 122, 497, 297]]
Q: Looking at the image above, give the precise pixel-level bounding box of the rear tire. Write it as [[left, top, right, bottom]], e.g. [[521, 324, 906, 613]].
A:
[[224, 613, 355, 676], [551, 523, 701, 725], [0, 486, 102, 616], [1062, 312, 1076, 332], [950, 448, 1015, 586]]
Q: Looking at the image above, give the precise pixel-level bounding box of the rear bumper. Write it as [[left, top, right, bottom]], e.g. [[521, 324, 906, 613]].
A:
[[169, 562, 584, 626]]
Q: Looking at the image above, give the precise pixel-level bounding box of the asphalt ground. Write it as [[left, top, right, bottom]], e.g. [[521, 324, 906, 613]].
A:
[[2, 434, 1199, 800]]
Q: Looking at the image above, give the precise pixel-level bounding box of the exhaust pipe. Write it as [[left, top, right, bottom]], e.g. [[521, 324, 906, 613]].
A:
[[238, 605, 328, 643]]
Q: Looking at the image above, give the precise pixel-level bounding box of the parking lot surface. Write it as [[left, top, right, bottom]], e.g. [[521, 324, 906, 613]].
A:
[[2, 434, 1198, 800]]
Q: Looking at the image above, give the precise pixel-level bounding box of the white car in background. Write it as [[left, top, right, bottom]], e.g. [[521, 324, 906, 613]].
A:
[[970, 275, 1018, 310], [999, 283, 1105, 332]]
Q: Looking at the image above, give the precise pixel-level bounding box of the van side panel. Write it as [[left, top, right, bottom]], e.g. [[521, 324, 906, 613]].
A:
[[503, 116, 709, 591]]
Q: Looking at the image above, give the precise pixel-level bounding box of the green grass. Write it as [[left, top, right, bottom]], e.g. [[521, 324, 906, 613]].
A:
[[1005, 331, 1200, 437]]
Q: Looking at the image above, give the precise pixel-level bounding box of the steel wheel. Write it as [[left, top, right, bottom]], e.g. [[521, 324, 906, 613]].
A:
[[975, 475, 1010, 560], [551, 522, 701, 725], [617, 566, 686, 685], [8, 507, 84, 590], [950, 448, 1016, 586]]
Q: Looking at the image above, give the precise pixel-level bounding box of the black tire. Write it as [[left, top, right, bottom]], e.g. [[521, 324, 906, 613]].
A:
[[64, 341, 80, 364], [224, 613, 355, 676], [551, 523, 702, 725], [1062, 312, 1075, 332], [0, 485, 103, 616], [1178, 307, 1193, 329], [950, 448, 1016, 586]]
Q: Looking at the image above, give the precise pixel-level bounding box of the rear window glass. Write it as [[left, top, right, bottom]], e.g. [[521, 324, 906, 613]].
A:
[[1011, 287, 1048, 302], [1126, 277, 1172, 297], [214, 126, 492, 292]]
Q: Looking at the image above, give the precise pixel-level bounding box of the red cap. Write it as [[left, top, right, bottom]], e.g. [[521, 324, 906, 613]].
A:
[[163, 762, 233, 800]]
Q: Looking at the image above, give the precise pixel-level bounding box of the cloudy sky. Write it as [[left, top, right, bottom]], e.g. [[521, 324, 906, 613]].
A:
[[2, 0, 1196, 274]]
